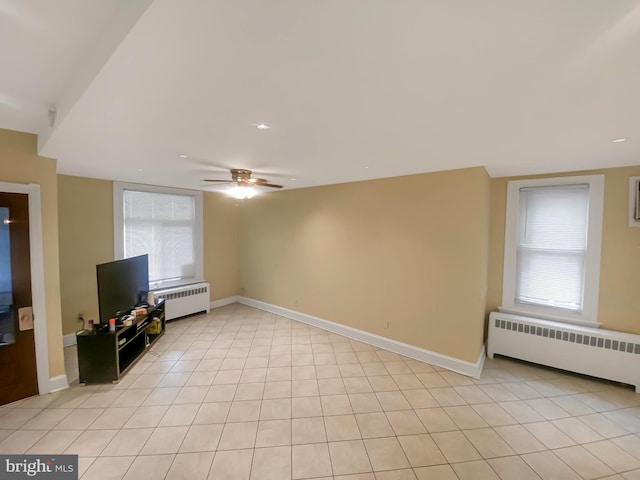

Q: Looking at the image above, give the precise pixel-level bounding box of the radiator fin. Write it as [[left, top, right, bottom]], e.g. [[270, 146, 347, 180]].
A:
[[494, 318, 640, 354], [162, 286, 209, 301]]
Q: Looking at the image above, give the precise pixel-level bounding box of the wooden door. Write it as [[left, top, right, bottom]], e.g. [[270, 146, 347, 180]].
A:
[[0, 192, 38, 405]]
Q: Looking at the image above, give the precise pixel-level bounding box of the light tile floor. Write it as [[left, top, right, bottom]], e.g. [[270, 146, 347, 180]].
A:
[[2, 303, 640, 479]]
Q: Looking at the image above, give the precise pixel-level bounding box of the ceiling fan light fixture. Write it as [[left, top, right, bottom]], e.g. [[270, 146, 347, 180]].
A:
[[229, 185, 257, 199]]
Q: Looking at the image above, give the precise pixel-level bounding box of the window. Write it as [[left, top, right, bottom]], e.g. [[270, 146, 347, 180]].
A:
[[501, 175, 604, 327], [114, 183, 203, 289]]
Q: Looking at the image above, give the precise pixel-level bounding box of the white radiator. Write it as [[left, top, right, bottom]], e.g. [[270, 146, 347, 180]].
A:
[[488, 311, 640, 392], [154, 282, 210, 320]]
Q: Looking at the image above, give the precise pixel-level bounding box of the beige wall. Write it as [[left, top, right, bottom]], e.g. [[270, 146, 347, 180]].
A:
[[239, 167, 491, 363], [0, 129, 65, 378], [58, 175, 114, 334], [57, 177, 240, 334], [55, 161, 639, 368], [487, 165, 640, 334], [203, 192, 241, 299]]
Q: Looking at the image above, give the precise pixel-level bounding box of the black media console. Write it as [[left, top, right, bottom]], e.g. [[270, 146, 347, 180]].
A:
[[76, 299, 165, 384]]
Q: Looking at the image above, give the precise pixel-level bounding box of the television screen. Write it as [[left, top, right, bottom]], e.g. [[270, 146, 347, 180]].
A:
[[96, 254, 149, 324]]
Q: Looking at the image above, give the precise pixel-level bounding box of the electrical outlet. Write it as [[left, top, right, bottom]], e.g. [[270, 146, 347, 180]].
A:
[[78, 313, 84, 322]]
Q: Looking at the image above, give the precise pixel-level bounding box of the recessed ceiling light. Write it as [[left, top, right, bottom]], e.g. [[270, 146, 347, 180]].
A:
[[178, 154, 189, 158], [255, 123, 271, 130], [611, 138, 627, 143], [137, 168, 143, 172], [364, 166, 370, 169], [290, 178, 296, 181]]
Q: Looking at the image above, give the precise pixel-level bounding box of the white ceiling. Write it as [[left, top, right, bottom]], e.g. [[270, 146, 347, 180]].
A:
[[2, 0, 639, 192]]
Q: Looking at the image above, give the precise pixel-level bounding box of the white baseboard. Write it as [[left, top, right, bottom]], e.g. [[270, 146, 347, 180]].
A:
[[237, 296, 486, 379], [210, 296, 240, 309], [46, 374, 69, 394], [63, 333, 77, 347]]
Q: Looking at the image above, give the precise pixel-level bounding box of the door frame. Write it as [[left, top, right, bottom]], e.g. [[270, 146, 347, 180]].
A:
[[0, 181, 60, 395]]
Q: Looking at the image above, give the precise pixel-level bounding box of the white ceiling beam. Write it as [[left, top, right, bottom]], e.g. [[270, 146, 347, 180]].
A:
[[38, 0, 154, 156]]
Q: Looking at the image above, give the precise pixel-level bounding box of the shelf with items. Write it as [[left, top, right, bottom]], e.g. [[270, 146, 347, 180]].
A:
[[76, 299, 165, 384]]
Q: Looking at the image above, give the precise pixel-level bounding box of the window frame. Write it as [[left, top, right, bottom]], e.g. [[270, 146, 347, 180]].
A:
[[113, 182, 204, 289], [500, 174, 604, 328]]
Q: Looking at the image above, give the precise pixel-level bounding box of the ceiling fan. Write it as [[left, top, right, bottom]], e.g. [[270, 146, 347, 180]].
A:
[[204, 169, 282, 199]]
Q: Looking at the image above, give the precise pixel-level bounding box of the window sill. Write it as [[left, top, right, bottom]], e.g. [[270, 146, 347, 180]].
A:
[[498, 306, 601, 329], [151, 279, 205, 292]]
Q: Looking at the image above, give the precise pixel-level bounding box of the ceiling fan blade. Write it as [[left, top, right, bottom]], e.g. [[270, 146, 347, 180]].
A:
[[253, 182, 283, 189], [204, 169, 282, 190]]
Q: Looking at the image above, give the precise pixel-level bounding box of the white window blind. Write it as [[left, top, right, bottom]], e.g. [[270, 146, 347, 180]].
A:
[[123, 189, 197, 287], [515, 184, 589, 311]]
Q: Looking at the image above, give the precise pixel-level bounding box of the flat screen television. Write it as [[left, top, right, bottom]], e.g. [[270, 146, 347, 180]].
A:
[[96, 254, 149, 324]]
